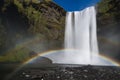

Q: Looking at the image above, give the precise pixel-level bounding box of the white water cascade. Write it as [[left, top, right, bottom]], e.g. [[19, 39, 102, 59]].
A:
[[43, 6, 116, 66], [64, 6, 99, 64]]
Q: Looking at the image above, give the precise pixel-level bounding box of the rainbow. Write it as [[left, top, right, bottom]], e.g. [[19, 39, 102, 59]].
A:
[[22, 49, 120, 66], [7, 36, 120, 67]]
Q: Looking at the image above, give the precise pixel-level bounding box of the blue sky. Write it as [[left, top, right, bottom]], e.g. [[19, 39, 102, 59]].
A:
[[53, 0, 100, 12]]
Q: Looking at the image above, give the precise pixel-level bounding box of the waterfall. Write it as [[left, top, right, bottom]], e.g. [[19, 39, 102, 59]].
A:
[[43, 6, 116, 66], [64, 6, 99, 64]]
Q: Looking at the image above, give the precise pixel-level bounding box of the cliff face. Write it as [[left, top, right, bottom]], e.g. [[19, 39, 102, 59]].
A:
[[0, 0, 66, 62], [97, 0, 120, 25], [1, 0, 66, 39], [0, 0, 66, 52]]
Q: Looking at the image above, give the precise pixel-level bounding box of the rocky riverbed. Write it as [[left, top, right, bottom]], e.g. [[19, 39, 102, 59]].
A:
[[8, 64, 120, 80]]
